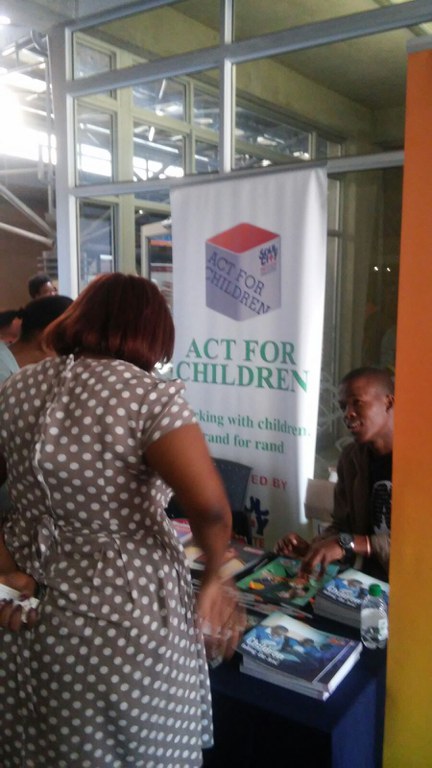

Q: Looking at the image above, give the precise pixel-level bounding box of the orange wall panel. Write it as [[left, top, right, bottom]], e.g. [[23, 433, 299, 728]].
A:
[[384, 46, 432, 768]]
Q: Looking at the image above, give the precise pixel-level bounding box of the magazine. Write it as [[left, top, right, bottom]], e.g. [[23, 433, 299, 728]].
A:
[[236, 555, 339, 611], [184, 540, 269, 581], [314, 568, 389, 628], [239, 610, 362, 700]]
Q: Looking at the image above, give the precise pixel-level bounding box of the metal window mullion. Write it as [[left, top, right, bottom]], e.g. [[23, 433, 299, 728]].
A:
[[66, 0, 182, 33], [132, 107, 190, 134], [309, 132, 317, 161], [220, 0, 234, 173], [67, 49, 221, 98], [183, 78, 194, 175], [68, 146, 404, 204], [226, 0, 432, 63], [220, 59, 234, 174], [115, 72, 136, 274], [48, 24, 79, 298]]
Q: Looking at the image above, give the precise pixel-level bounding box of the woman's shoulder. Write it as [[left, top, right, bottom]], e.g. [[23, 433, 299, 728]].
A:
[[73, 357, 187, 399]]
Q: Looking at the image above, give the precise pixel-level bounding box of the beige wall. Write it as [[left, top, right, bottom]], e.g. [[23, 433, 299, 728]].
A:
[[0, 202, 48, 310]]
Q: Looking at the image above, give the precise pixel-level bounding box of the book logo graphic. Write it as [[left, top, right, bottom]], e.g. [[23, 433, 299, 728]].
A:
[[258, 243, 278, 275], [206, 222, 281, 321]]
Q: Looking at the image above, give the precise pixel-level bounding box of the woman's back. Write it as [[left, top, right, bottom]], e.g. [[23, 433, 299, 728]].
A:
[[0, 353, 212, 767], [1, 355, 193, 592]]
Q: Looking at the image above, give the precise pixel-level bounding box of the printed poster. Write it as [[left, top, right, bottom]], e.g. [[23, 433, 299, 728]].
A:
[[170, 167, 327, 547]]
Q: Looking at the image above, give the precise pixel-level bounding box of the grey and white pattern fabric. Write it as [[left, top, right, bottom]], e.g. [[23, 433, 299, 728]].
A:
[[0, 355, 212, 768]]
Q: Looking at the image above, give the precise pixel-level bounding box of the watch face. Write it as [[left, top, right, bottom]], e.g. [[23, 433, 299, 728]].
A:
[[339, 533, 354, 551]]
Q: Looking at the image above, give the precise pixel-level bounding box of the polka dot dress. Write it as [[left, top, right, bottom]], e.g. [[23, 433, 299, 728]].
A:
[[0, 356, 212, 768]]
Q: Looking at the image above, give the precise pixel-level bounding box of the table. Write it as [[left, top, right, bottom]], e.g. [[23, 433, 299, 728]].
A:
[[203, 640, 386, 768]]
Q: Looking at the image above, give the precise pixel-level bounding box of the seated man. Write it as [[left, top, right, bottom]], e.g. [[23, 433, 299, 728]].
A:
[[28, 273, 57, 299], [276, 367, 394, 581]]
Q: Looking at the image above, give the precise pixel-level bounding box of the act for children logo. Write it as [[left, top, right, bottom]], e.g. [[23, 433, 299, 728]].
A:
[[205, 222, 281, 321]]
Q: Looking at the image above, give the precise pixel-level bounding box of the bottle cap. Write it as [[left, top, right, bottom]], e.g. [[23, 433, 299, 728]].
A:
[[368, 583, 382, 597]]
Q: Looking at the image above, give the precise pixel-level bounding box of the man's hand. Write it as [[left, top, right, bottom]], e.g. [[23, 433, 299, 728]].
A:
[[299, 536, 344, 577], [274, 532, 310, 558]]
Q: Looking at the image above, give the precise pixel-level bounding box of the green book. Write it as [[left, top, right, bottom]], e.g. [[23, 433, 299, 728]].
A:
[[236, 555, 339, 610]]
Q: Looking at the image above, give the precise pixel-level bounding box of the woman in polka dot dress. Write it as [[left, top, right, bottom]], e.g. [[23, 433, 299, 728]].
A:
[[0, 273, 242, 768]]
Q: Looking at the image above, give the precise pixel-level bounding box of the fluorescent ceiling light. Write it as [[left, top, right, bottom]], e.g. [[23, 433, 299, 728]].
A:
[[0, 15, 11, 25], [0, 71, 46, 93]]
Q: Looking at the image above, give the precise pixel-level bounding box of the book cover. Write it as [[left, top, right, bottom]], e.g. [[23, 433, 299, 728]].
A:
[[170, 518, 193, 544], [184, 540, 269, 581], [239, 610, 362, 700], [236, 555, 339, 608], [314, 568, 389, 628]]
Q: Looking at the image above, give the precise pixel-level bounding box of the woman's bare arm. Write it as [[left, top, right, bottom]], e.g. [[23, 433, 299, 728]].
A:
[[145, 423, 232, 578], [145, 423, 244, 657]]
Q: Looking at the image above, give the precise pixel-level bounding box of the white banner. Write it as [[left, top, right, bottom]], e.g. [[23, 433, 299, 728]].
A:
[[171, 167, 327, 547]]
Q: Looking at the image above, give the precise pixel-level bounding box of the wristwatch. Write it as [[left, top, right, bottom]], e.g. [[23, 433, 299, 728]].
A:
[[337, 532, 355, 557]]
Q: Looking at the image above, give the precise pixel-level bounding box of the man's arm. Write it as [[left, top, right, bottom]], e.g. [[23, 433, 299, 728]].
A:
[[370, 532, 390, 573], [316, 454, 351, 539], [300, 451, 371, 575]]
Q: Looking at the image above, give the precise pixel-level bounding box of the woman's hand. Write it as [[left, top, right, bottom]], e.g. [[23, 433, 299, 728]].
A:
[[197, 576, 246, 662], [0, 571, 39, 631]]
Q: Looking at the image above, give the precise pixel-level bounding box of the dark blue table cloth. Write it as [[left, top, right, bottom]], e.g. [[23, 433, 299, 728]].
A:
[[204, 641, 386, 768]]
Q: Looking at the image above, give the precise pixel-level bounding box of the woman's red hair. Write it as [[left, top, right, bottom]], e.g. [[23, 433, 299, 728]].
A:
[[43, 273, 174, 371]]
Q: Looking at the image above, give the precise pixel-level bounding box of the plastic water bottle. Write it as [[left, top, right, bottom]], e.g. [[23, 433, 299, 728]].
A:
[[360, 583, 388, 649]]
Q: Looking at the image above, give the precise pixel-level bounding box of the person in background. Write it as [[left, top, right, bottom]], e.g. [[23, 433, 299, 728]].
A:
[[0, 295, 73, 384], [0, 309, 22, 344], [276, 367, 394, 581], [0, 295, 73, 524], [0, 272, 243, 768], [28, 273, 57, 299]]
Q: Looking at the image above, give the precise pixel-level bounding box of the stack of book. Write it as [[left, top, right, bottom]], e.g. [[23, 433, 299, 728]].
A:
[[313, 568, 389, 628], [240, 610, 362, 700]]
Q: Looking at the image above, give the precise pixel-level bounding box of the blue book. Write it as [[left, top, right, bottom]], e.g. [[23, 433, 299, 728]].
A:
[[240, 610, 362, 700], [314, 568, 389, 628]]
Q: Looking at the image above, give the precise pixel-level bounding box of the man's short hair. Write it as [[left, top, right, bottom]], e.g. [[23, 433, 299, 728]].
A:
[[340, 366, 394, 395], [28, 274, 52, 299], [20, 295, 73, 341]]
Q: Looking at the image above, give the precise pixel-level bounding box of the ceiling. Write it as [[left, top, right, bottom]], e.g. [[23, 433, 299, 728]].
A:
[[0, 1, 431, 222]]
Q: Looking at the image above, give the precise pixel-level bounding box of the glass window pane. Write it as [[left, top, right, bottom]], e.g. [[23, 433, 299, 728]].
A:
[[193, 87, 220, 132], [76, 0, 220, 71], [76, 102, 114, 184], [135, 190, 171, 207], [235, 105, 311, 167], [235, 25, 422, 159], [316, 167, 401, 476], [78, 201, 115, 288], [341, 168, 401, 372], [195, 140, 218, 174], [133, 79, 185, 120], [74, 41, 115, 78], [133, 122, 185, 180]]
